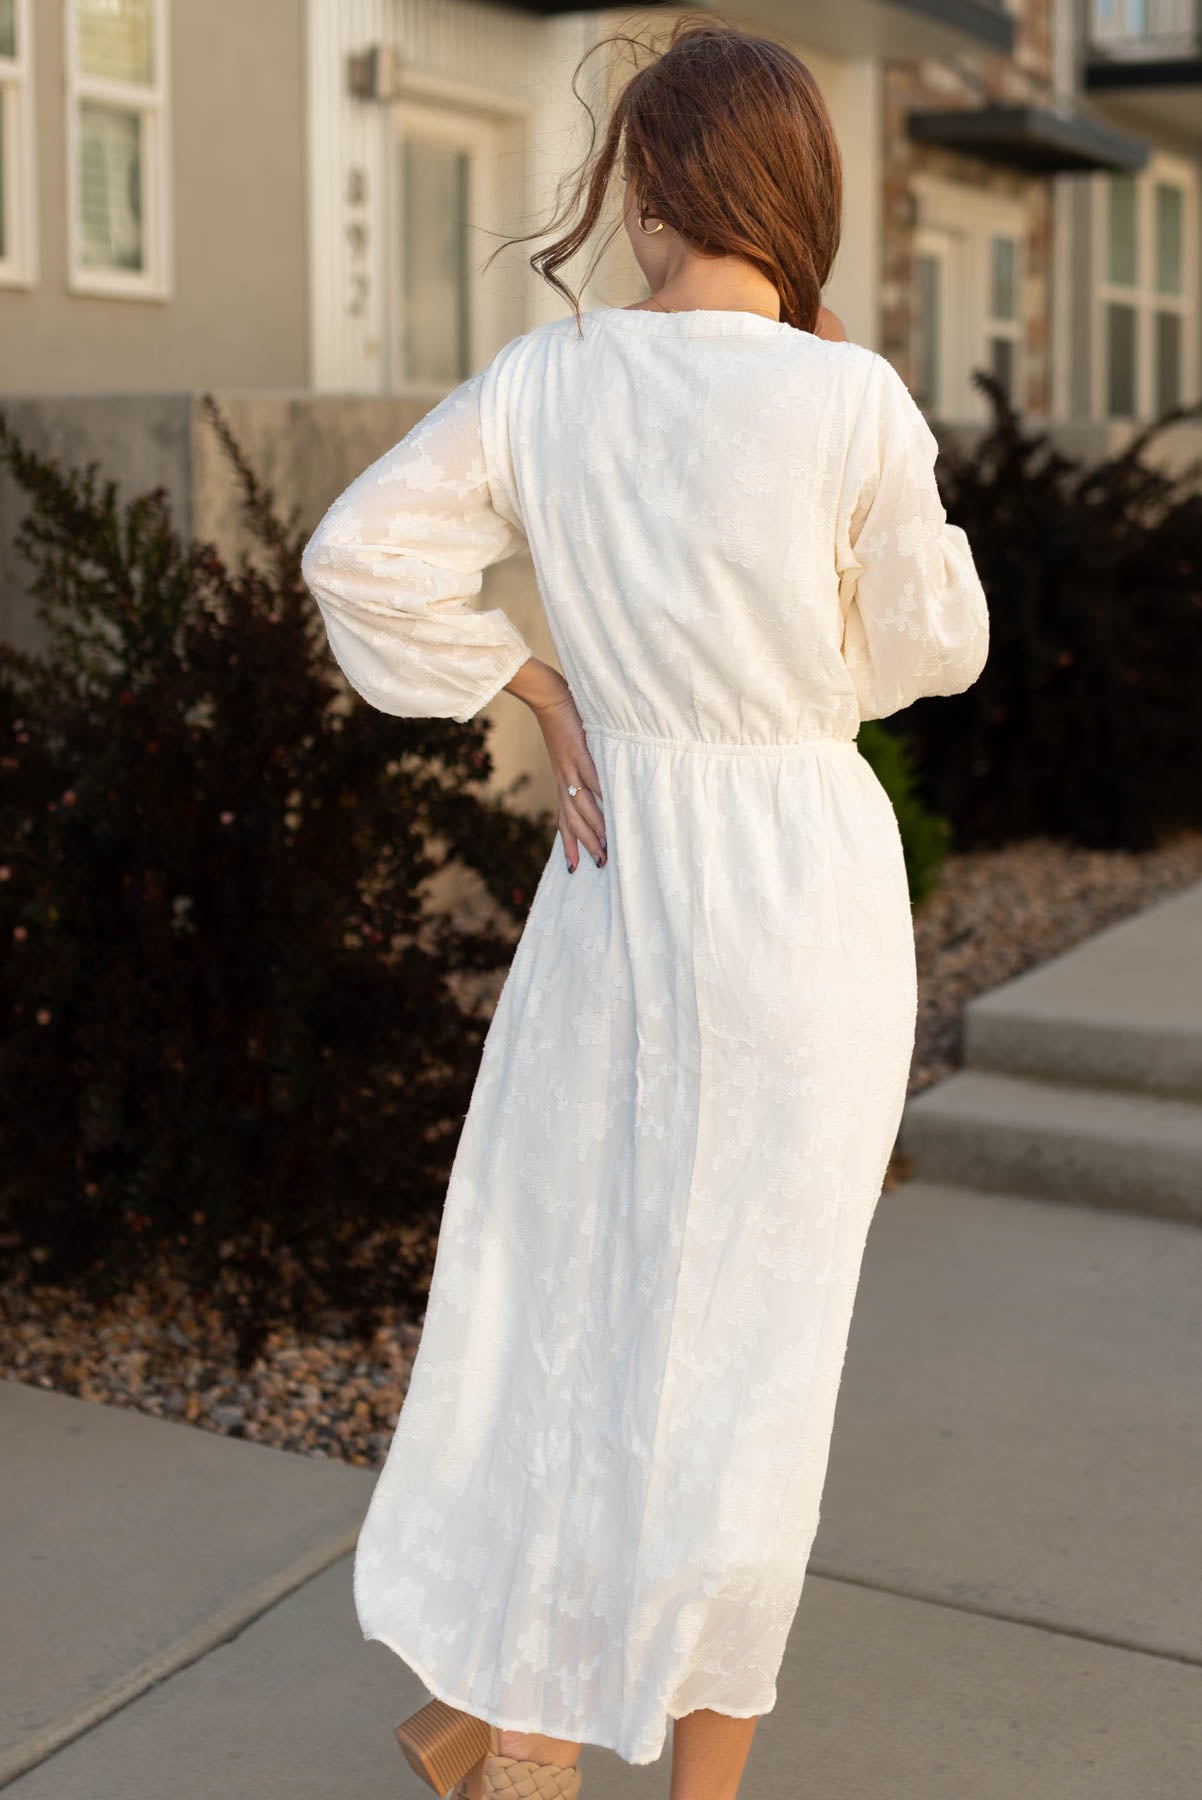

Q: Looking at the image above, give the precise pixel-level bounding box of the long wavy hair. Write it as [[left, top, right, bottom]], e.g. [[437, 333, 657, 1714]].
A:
[[485, 14, 843, 336]]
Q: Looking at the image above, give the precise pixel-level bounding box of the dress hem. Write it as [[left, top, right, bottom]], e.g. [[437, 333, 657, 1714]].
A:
[[360, 1625, 777, 1768]]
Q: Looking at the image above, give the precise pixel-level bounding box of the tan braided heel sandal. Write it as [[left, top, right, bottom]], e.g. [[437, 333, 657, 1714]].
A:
[[476, 1723, 583, 1799], [394, 1698, 491, 1795]]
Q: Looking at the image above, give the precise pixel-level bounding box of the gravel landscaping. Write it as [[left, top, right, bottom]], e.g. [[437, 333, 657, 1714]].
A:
[[4, 827, 1201, 1470]]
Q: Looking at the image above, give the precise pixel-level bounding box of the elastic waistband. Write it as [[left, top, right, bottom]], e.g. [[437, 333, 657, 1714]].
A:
[[580, 720, 860, 757]]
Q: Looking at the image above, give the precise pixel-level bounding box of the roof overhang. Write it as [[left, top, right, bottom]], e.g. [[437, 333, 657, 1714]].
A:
[[1084, 57, 1202, 142], [1086, 55, 1202, 95], [907, 103, 1150, 174], [503, 0, 1015, 56]]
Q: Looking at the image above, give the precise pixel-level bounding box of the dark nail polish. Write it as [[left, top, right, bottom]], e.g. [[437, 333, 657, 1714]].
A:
[[594, 854, 602, 867]]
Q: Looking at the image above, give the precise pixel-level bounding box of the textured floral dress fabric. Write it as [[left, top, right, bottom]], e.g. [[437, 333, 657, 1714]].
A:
[[301, 305, 989, 1766]]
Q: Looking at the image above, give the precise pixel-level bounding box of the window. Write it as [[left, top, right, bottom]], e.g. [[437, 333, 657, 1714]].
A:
[[401, 136, 471, 383], [1098, 158, 1196, 421], [987, 233, 1021, 401], [914, 241, 945, 413], [66, 0, 171, 298], [390, 101, 508, 389], [911, 179, 1026, 421], [0, 0, 36, 287]]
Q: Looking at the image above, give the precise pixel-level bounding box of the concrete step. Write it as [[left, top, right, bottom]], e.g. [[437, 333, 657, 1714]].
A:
[[963, 881, 1202, 1101], [966, 1002, 1202, 1101], [898, 1068, 1202, 1221]]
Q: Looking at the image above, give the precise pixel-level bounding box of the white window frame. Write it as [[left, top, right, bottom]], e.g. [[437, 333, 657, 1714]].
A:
[[0, 0, 37, 288], [1094, 150, 1198, 422], [911, 177, 1027, 422], [64, 0, 172, 300]]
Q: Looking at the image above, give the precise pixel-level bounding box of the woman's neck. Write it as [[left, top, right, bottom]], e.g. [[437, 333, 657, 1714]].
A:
[[644, 255, 782, 322]]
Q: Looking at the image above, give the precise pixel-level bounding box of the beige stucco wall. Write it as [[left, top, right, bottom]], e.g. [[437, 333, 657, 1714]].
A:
[[0, 390, 560, 816], [0, 0, 309, 393], [192, 390, 562, 817]]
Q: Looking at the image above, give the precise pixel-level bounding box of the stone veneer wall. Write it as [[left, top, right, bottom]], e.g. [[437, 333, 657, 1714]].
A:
[[882, 0, 1056, 416]]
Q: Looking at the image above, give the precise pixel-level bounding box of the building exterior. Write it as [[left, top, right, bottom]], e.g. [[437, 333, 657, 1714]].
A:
[[0, 0, 1199, 787], [4, 0, 1196, 422]]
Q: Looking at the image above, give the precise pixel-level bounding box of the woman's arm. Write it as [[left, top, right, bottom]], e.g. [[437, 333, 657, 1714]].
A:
[[835, 355, 989, 720], [301, 369, 532, 724], [301, 366, 606, 872]]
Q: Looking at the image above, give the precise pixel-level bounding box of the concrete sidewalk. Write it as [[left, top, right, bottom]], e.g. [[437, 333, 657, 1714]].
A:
[[4, 1176, 1200, 1799], [4, 882, 1201, 1798]]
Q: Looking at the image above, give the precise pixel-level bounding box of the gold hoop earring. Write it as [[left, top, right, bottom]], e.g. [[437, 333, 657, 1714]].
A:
[[638, 213, 665, 235]]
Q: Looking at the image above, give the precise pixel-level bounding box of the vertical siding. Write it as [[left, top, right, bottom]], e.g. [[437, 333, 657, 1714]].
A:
[[306, 0, 611, 393], [307, 0, 396, 393]]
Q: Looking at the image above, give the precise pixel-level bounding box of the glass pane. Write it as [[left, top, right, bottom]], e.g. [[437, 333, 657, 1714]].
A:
[[401, 138, 470, 384], [1106, 303, 1137, 417], [1155, 183, 1184, 297], [990, 236, 1017, 322], [78, 101, 144, 271], [0, 0, 15, 60], [1156, 311, 1182, 415], [77, 0, 155, 87], [991, 336, 1015, 399], [1107, 175, 1138, 288], [915, 252, 940, 412]]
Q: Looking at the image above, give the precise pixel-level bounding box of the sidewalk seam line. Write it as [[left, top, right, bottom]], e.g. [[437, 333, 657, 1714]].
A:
[[808, 1564, 1202, 1671], [0, 1534, 357, 1790]]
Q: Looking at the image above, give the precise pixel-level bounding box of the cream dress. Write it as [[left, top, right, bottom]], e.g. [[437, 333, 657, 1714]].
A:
[[300, 304, 989, 1766]]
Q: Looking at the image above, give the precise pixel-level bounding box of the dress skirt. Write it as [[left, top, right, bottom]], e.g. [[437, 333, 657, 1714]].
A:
[[352, 723, 918, 1766]]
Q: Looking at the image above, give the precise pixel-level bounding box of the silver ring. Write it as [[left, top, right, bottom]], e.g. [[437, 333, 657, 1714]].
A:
[[567, 784, 580, 798]]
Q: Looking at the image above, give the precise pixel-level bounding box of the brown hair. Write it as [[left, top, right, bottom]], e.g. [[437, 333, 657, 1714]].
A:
[[485, 15, 843, 335]]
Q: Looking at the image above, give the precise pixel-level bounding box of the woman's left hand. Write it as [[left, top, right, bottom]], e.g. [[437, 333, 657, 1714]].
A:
[[505, 657, 606, 872], [535, 689, 606, 873]]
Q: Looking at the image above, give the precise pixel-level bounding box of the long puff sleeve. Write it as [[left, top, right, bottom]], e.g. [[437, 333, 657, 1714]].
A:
[[835, 354, 989, 722], [300, 367, 533, 724]]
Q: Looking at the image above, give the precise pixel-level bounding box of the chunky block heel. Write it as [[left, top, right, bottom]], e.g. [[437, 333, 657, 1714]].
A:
[[394, 1698, 491, 1796]]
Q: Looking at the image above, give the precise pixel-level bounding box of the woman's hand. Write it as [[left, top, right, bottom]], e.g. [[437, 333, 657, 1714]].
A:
[[505, 657, 606, 872], [537, 690, 607, 872]]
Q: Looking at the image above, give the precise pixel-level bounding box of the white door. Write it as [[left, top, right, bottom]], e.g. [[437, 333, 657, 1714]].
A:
[[389, 100, 508, 391]]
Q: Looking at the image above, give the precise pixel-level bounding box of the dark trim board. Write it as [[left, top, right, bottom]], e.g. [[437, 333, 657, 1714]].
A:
[[1085, 55, 1202, 93], [907, 103, 1149, 173]]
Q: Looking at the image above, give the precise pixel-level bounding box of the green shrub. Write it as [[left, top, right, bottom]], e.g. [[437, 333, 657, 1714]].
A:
[[856, 720, 952, 907], [0, 401, 551, 1362], [903, 374, 1202, 852]]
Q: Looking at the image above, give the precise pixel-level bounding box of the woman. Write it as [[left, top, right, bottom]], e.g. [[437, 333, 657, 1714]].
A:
[[301, 17, 988, 1800]]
